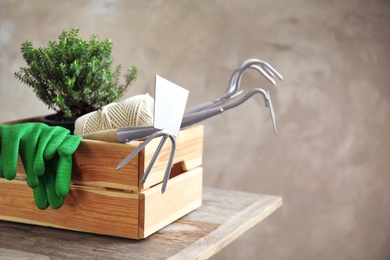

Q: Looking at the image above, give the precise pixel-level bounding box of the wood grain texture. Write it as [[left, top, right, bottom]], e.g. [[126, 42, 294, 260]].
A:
[[169, 189, 283, 260], [0, 187, 282, 259], [72, 139, 140, 190], [0, 178, 140, 238], [0, 167, 203, 239], [6, 116, 203, 191], [140, 167, 203, 238]]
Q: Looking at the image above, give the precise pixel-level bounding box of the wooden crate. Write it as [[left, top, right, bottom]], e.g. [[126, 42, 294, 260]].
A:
[[0, 117, 203, 239]]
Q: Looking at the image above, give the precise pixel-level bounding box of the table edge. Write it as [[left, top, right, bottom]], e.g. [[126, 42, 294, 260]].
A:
[[168, 194, 283, 260]]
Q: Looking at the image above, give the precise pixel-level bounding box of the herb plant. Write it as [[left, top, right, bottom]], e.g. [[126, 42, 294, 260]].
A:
[[14, 28, 137, 121]]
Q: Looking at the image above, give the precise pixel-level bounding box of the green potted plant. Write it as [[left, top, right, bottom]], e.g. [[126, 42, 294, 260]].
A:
[[14, 28, 137, 132]]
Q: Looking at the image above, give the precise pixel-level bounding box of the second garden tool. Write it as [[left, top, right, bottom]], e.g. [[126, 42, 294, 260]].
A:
[[116, 75, 189, 193]]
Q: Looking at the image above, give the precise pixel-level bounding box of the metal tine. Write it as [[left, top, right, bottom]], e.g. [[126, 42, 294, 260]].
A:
[[205, 60, 283, 110], [234, 59, 282, 88], [212, 61, 278, 104], [222, 88, 269, 110], [184, 59, 275, 114], [267, 91, 277, 134], [204, 69, 265, 111], [233, 60, 283, 91], [141, 134, 168, 184], [116, 130, 167, 170], [242, 59, 284, 81], [161, 134, 176, 193], [218, 60, 278, 102], [117, 129, 176, 193], [248, 65, 276, 85], [221, 88, 277, 134]]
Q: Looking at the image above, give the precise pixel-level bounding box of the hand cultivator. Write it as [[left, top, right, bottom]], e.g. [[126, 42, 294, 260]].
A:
[[116, 59, 284, 192]]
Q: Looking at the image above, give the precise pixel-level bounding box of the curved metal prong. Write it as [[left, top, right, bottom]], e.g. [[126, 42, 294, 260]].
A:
[[267, 91, 277, 134], [141, 134, 168, 184], [222, 88, 277, 134], [185, 59, 283, 114], [222, 88, 269, 110], [249, 65, 276, 85], [234, 60, 283, 90], [116, 130, 166, 170], [161, 134, 176, 193], [241, 59, 284, 81]]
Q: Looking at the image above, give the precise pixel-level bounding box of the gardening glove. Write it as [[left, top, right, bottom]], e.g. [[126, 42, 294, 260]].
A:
[[33, 155, 67, 209], [0, 123, 69, 186], [0, 131, 3, 179], [56, 134, 81, 196], [32, 125, 70, 177], [33, 162, 57, 210], [0, 123, 50, 186], [0, 123, 81, 209], [34, 135, 81, 209]]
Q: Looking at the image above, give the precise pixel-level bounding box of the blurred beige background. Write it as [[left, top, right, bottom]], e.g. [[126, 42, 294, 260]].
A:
[[1, 0, 390, 259]]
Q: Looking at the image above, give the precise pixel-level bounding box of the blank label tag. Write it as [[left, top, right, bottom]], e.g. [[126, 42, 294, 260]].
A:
[[153, 75, 189, 137]]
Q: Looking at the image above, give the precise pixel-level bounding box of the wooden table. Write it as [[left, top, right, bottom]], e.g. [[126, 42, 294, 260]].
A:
[[0, 187, 282, 259]]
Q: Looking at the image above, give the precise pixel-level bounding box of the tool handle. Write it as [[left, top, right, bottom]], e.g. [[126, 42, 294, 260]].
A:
[[116, 106, 223, 142], [116, 127, 157, 143], [181, 107, 223, 128], [184, 101, 216, 115]]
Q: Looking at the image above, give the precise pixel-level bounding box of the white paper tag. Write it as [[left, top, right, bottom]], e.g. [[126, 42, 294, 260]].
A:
[[153, 75, 189, 137]]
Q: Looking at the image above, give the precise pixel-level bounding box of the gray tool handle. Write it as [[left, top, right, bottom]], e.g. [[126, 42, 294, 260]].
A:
[[181, 107, 223, 128], [183, 101, 216, 115], [116, 101, 217, 142], [116, 106, 223, 142], [116, 127, 157, 143]]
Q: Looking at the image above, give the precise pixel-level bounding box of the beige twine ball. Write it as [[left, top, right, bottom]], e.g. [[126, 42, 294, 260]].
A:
[[74, 94, 154, 136]]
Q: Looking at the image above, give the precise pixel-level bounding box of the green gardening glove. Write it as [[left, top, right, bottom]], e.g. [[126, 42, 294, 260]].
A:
[[33, 155, 67, 209], [33, 134, 81, 209], [56, 134, 82, 197], [32, 125, 70, 178], [0, 123, 81, 210], [0, 123, 49, 187], [0, 131, 3, 179]]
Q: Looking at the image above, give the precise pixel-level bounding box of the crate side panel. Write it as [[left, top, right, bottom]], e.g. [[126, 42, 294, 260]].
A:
[[72, 140, 140, 190], [140, 167, 203, 238], [0, 179, 140, 239], [15, 139, 140, 191]]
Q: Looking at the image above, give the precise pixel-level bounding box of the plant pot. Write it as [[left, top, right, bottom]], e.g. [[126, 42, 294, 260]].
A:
[[43, 114, 75, 134]]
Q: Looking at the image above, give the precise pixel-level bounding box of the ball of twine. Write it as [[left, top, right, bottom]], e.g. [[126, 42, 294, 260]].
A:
[[74, 94, 154, 136]]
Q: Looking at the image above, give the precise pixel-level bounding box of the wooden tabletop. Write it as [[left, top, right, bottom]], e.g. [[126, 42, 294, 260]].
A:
[[0, 187, 282, 260]]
